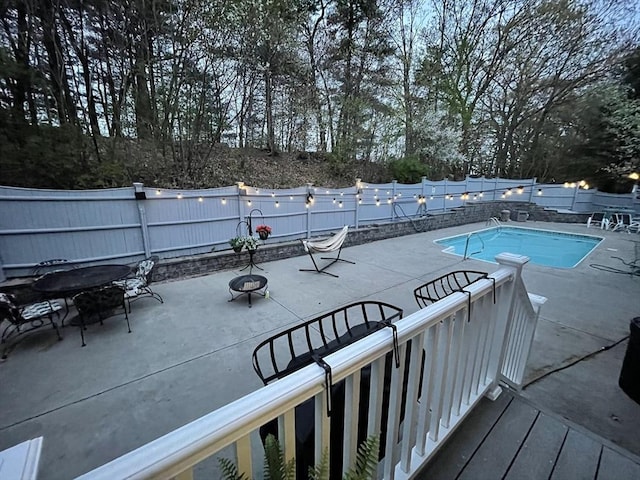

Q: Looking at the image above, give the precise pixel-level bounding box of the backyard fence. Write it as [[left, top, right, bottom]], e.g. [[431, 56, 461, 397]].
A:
[[0, 177, 638, 279]]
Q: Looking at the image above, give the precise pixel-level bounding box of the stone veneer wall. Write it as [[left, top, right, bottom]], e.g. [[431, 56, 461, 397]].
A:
[[153, 201, 589, 282]]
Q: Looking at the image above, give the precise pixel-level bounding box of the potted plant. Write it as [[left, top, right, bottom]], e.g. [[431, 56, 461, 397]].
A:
[[244, 236, 259, 251], [256, 224, 272, 240], [229, 236, 245, 253]]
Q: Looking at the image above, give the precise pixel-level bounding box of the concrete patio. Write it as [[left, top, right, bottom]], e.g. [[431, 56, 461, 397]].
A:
[[0, 220, 639, 479]]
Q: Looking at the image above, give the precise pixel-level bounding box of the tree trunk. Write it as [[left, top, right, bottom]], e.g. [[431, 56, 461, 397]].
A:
[[264, 65, 276, 154]]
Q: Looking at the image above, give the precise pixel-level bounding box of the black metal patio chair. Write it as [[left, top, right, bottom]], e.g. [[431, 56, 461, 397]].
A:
[[113, 255, 164, 311], [0, 292, 63, 359], [72, 285, 130, 347]]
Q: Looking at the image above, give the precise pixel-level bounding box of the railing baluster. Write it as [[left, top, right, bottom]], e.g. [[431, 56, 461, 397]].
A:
[[383, 343, 407, 480], [367, 357, 386, 438], [343, 371, 361, 474], [174, 469, 193, 480], [314, 391, 330, 470], [278, 409, 296, 465], [440, 314, 458, 428], [429, 319, 450, 443], [479, 296, 495, 392], [451, 308, 468, 417], [416, 325, 437, 455], [462, 311, 481, 405], [236, 434, 252, 479], [400, 332, 425, 473]]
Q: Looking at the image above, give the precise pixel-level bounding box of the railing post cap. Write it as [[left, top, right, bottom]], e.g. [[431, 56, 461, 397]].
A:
[[495, 253, 530, 267]]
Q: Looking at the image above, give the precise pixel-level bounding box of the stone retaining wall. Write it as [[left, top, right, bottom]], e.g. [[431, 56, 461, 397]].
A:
[[153, 201, 589, 282]]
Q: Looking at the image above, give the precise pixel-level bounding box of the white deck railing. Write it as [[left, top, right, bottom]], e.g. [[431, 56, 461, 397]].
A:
[[77, 253, 544, 480]]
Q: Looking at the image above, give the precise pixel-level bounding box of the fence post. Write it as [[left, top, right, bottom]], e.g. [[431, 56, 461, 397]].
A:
[[355, 178, 361, 229], [443, 178, 448, 212], [528, 177, 537, 203], [237, 182, 247, 236], [133, 183, 151, 258], [570, 185, 579, 211], [306, 183, 313, 238], [486, 253, 530, 399], [0, 250, 6, 282], [391, 180, 397, 222]]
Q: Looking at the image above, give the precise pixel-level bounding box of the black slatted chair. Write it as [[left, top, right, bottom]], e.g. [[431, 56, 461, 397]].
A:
[[253, 301, 404, 479], [414, 270, 489, 308], [0, 293, 63, 359], [72, 286, 130, 347]]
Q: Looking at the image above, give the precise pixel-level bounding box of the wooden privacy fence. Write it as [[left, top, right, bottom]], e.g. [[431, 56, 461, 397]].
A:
[[0, 178, 637, 279]]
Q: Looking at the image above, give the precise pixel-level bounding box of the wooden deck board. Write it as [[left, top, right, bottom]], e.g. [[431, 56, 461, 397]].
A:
[[596, 447, 640, 480], [418, 391, 640, 480], [504, 413, 568, 480], [550, 429, 602, 480], [414, 393, 512, 480], [457, 398, 538, 479]]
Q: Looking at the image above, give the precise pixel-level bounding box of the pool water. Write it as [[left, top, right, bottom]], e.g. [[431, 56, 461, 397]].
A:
[[435, 226, 603, 268]]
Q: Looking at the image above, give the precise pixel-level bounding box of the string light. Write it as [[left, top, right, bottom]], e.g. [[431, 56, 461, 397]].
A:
[[506, 188, 512, 196], [387, 198, 392, 204], [339, 201, 343, 208], [177, 193, 183, 199], [198, 196, 203, 202], [332, 198, 336, 204], [289, 195, 293, 200], [156, 189, 161, 195], [376, 199, 381, 206], [517, 186, 524, 195], [275, 201, 279, 207], [247, 200, 252, 206], [221, 198, 227, 205], [537, 189, 543, 195], [271, 192, 275, 197]]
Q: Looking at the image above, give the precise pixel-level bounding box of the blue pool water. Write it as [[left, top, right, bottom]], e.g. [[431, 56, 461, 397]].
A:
[[435, 226, 603, 268]]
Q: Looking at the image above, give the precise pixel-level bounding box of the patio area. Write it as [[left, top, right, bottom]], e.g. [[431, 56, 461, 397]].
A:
[[0, 220, 639, 479]]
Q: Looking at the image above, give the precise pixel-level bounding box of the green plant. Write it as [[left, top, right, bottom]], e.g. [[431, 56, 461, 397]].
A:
[[244, 236, 259, 250], [229, 236, 246, 250], [219, 433, 380, 480], [389, 155, 431, 184]]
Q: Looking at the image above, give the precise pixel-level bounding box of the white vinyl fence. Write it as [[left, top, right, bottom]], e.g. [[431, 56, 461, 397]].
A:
[[1, 177, 637, 279], [77, 254, 545, 480]]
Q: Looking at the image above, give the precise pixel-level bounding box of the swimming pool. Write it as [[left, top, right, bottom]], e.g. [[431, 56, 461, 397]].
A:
[[435, 226, 603, 268]]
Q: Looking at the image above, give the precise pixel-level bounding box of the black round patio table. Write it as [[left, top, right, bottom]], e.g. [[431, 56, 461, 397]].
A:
[[32, 265, 132, 295], [32, 265, 132, 325]]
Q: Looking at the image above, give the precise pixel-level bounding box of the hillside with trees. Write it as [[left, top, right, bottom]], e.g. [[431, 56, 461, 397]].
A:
[[0, 0, 639, 191]]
